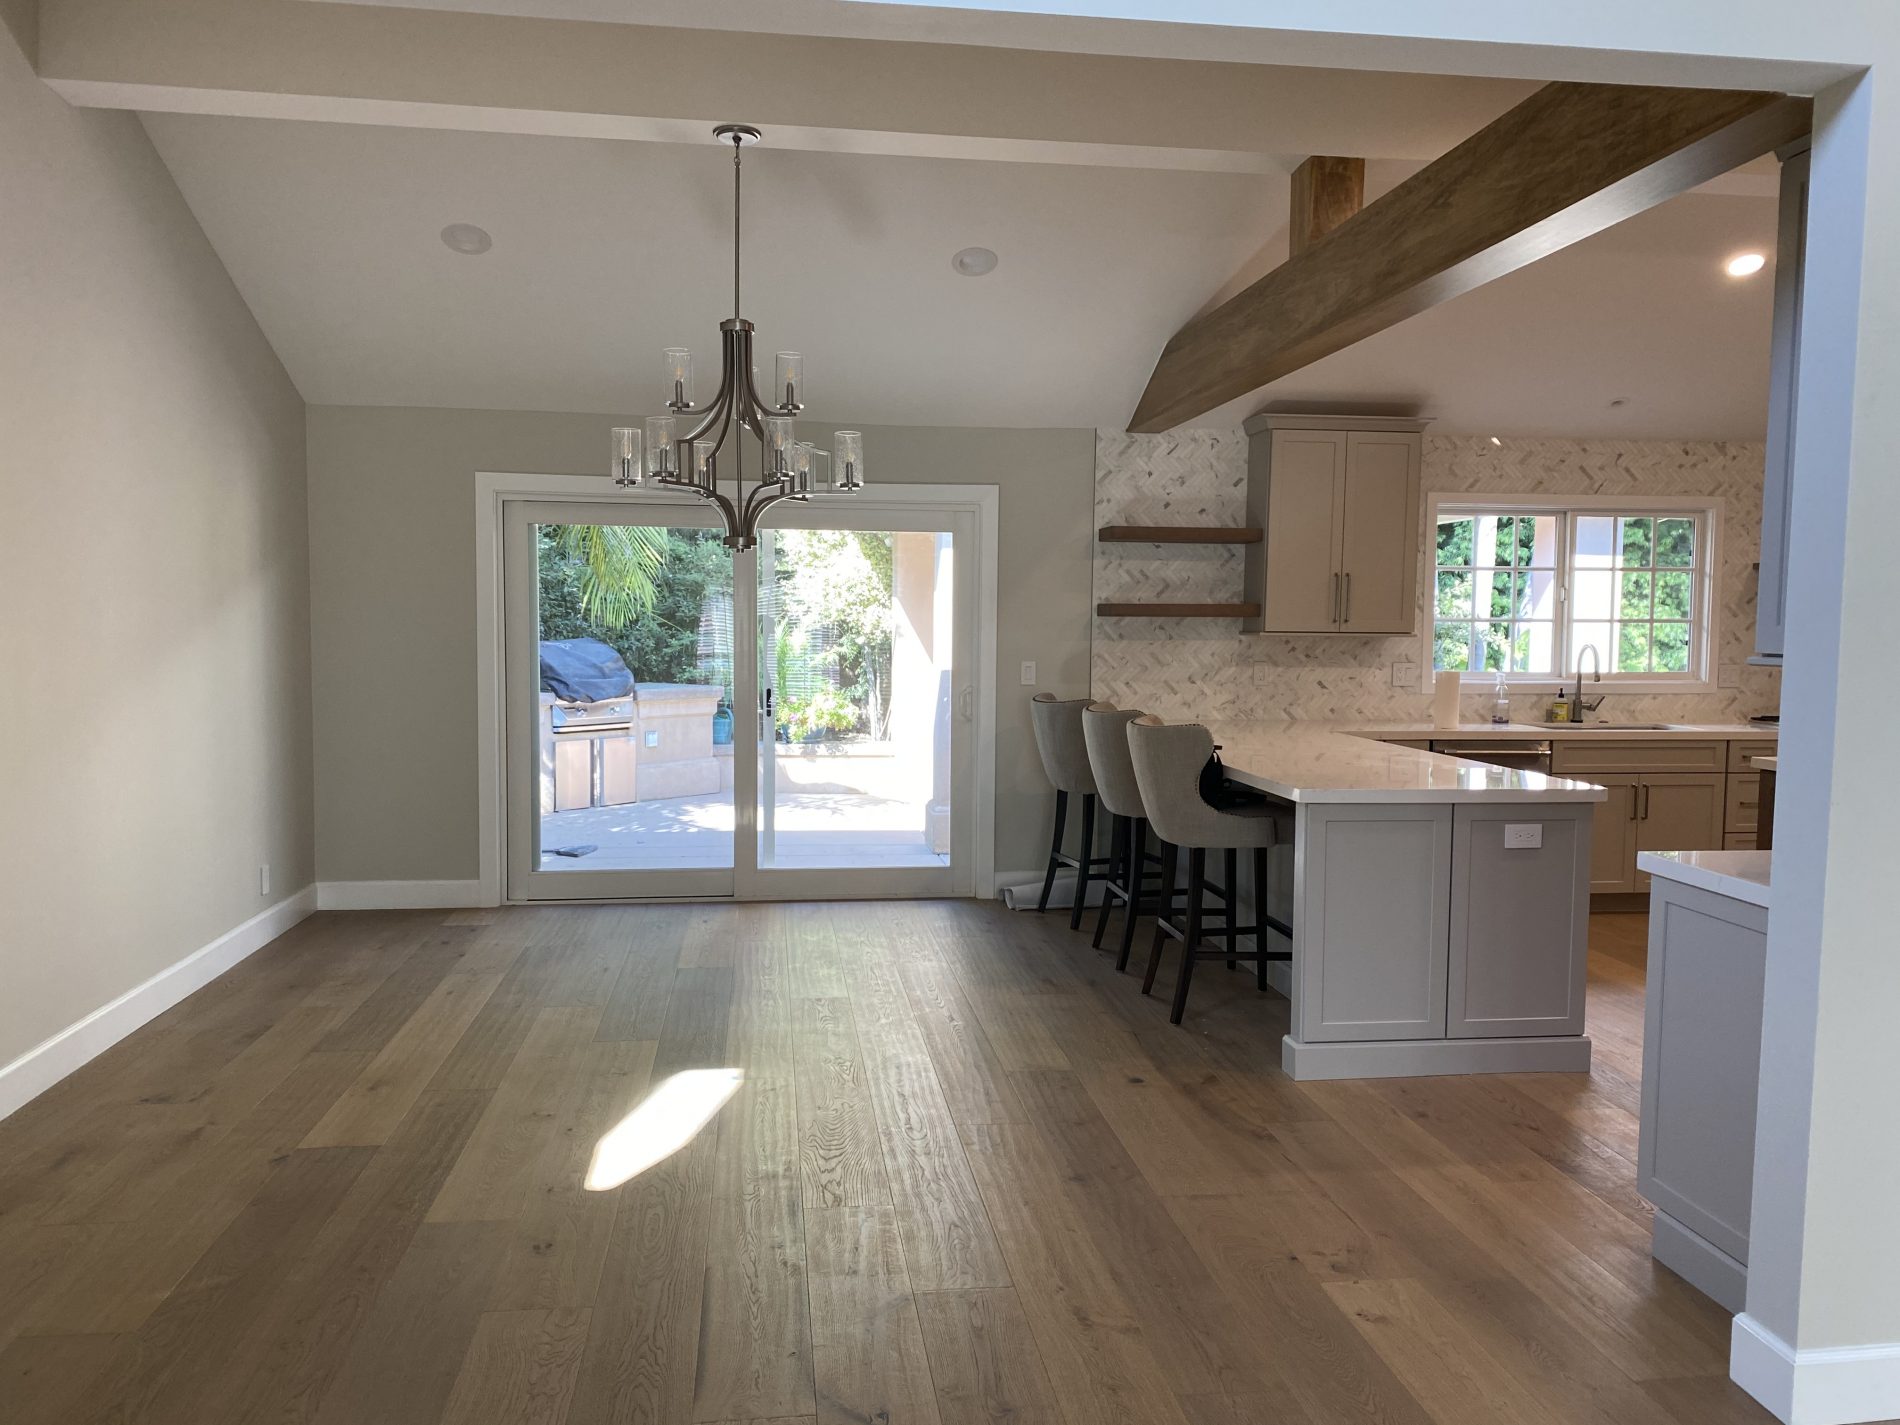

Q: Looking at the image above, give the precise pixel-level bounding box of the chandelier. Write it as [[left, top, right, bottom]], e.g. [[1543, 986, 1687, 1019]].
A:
[[610, 123, 863, 550]]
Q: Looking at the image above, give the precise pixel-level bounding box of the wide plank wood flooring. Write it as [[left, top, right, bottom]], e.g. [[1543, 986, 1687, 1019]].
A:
[[0, 901, 1778, 1425]]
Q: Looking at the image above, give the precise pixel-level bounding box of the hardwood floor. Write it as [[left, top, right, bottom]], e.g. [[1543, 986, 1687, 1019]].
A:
[[0, 901, 1778, 1425]]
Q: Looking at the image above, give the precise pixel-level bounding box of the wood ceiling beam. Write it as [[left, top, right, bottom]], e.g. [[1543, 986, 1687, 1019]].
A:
[[1128, 83, 1811, 433], [1288, 156, 1365, 257]]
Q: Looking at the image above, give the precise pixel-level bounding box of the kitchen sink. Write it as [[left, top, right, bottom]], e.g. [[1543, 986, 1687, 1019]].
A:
[[1561, 722, 1688, 731]]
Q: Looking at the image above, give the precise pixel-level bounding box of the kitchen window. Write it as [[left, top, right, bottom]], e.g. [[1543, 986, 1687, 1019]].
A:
[[1428, 498, 1717, 686]]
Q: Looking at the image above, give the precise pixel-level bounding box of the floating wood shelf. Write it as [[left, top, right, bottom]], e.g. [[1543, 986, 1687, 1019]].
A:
[[1095, 602, 1261, 619], [1097, 525, 1263, 544]]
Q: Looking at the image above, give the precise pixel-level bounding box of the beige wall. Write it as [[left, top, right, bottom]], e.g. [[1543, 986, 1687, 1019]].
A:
[[0, 39, 312, 1068], [305, 407, 1093, 885]]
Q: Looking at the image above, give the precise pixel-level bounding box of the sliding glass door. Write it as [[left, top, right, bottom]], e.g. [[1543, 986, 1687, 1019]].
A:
[[503, 495, 975, 901]]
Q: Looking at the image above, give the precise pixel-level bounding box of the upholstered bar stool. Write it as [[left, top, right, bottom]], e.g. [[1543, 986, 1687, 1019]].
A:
[[1126, 715, 1294, 1025], [1081, 701, 1170, 968], [1029, 693, 1112, 929]]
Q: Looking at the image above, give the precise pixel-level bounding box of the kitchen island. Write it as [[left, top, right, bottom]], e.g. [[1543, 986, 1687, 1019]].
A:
[[1208, 722, 1606, 1080]]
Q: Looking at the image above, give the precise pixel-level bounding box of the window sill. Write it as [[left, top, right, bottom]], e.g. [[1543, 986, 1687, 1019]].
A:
[[1447, 676, 1715, 696]]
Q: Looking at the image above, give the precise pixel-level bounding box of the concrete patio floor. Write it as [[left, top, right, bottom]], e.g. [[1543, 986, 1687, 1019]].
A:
[[539, 789, 947, 870]]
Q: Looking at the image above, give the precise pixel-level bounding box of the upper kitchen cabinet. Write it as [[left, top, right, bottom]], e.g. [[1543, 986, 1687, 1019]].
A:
[[1242, 412, 1430, 635], [1755, 139, 1808, 664]]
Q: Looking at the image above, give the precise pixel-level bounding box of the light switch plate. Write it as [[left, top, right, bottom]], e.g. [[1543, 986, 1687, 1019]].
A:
[[1391, 662, 1419, 689], [1503, 823, 1543, 850], [1020, 661, 1037, 685]]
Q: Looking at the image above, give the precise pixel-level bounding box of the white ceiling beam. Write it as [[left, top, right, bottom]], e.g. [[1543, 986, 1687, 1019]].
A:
[[37, 0, 1537, 170]]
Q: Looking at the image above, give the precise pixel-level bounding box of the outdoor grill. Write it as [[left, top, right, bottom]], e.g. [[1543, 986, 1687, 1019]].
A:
[[539, 639, 639, 812]]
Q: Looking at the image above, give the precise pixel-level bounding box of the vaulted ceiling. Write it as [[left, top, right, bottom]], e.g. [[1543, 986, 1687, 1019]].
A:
[[40, 0, 1786, 436]]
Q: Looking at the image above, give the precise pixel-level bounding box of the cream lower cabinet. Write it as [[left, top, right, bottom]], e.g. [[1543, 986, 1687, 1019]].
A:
[[1555, 740, 1732, 893], [1634, 774, 1728, 889]]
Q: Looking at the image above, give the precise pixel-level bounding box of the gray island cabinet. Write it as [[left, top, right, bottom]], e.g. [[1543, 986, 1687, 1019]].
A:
[[1210, 722, 1603, 1080], [1635, 849, 1771, 1311]]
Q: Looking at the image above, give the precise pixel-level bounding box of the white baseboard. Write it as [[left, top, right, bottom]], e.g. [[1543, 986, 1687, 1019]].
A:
[[1732, 1314, 1900, 1425], [315, 879, 486, 911], [995, 868, 1109, 911], [1280, 1031, 1593, 1080], [0, 885, 318, 1122]]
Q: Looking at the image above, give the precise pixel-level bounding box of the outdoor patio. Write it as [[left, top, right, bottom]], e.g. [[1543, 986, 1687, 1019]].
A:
[[539, 788, 949, 871]]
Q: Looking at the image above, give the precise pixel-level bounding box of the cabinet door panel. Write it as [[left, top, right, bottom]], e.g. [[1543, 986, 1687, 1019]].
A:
[[1261, 430, 1347, 632], [1587, 774, 1641, 894], [1636, 772, 1727, 888], [1296, 804, 1452, 1042], [1449, 803, 1591, 1038], [1338, 432, 1421, 634]]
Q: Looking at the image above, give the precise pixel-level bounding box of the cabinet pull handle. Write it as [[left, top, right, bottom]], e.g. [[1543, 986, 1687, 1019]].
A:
[[1641, 784, 1652, 820], [1331, 572, 1340, 624], [1628, 787, 1638, 822], [1343, 572, 1352, 623]]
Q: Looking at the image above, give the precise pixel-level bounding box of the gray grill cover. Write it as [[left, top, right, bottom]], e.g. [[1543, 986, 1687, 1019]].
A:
[[539, 638, 634, 703]]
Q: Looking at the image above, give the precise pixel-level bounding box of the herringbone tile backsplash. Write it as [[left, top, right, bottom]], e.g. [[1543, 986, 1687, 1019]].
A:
[[1092, 430, 1781, 725]]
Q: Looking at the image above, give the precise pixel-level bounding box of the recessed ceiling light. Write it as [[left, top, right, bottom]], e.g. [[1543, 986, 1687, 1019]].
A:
[[951, 246, 998, 277], [1725, 251, 1767, 278], [441, 223, 493, 255]]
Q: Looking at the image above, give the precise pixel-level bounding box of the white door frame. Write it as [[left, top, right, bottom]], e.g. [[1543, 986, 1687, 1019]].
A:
[[474, 470, 999, 906]]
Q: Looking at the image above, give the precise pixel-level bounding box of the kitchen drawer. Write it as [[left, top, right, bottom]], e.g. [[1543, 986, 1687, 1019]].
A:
[[1551, 740, 1725, 776], [1728, 738, 1778, 772], [1725, 773, 1762, 837], [1726, 833, 1760, 850]]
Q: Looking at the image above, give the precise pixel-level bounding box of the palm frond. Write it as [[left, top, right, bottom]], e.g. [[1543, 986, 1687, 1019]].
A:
[[555, 523, 671, 629]]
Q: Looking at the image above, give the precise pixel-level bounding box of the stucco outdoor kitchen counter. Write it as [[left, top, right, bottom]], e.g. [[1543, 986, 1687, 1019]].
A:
[[1206, 720, 1607, 805]]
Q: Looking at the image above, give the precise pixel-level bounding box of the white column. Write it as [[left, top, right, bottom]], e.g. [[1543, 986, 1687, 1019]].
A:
[[1732, 70, 1900, 1425]]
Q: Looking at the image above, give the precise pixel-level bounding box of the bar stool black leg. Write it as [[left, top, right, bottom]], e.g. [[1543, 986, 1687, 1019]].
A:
[[1253, 844, 1271, 991], [1115, 819, 1147, 973], [1092, 814, 1127, 949], [1036, 789, 1068, 913], [1224, 846, 1239, 969], [1171, 847, 1206, 1025], [1141, 840, 1178, 995], [1069, 793, 1097, 931]]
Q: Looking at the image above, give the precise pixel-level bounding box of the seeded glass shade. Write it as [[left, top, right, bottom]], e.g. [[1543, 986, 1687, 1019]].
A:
[[834, 430, 865, 489], [665, 348, 693, 406], [775, 352, 803, 409], [644, 416, 676, 476], [611, 426, 642, 486]]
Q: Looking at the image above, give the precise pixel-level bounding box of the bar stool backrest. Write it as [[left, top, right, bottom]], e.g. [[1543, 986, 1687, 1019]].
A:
[[1030, 693, 1097, 795], [1127, 714, 1229, 849], [1082, 702, 1145, 819]]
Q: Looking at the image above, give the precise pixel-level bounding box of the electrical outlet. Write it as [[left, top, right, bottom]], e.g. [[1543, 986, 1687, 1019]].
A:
[[1391, 661, 1419, 689], [259, 863, 271, 897], [1503, 824, 1544, 850], [1020, 661, 1037, 686]]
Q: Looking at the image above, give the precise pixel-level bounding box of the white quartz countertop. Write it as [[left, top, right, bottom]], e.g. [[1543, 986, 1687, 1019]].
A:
[[1344, 721, 1778, 742], [1207, 721, 1607, 805], [1638, 849, 1772, 908]]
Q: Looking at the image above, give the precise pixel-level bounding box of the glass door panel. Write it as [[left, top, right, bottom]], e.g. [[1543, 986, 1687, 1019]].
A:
[[505, 501, 741, 901], [753, 522, 962, 890]]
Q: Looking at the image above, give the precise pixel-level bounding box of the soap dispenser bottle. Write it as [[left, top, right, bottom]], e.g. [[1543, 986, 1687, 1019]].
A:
[[1491, 671, 1512, 725]]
